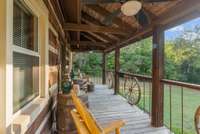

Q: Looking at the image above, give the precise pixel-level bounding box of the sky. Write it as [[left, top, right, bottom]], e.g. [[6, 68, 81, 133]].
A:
[[165, 17, 200, 41]]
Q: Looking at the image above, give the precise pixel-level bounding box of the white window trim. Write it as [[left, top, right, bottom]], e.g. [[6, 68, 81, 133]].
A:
[[12, 0, 41, 115], [8, 0, 49, 130], [12, 45, 40, 57]]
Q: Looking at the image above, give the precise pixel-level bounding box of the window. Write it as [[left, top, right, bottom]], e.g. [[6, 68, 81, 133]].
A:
[[13, 1, 39, 112], [48, 29, 59, 88], [13, 1, 38, 51]]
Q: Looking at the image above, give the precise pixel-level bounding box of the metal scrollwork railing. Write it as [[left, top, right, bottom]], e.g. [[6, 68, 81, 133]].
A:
[[195, 106, 200, 134], [122, 75, 141, 105]]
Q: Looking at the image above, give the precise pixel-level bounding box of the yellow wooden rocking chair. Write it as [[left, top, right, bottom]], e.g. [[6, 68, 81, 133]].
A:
[[70, 90, 125, 134]]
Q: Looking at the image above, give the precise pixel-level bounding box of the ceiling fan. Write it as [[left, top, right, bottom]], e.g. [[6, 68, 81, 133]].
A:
[[82, 0, 174, 27]]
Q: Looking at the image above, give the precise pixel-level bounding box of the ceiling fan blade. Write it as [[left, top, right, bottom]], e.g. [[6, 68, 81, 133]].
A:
[[135, 9, 150, 27], [81, 0, 124, 4], [142, 0, 174, 2], [102, 8, 121, 26]]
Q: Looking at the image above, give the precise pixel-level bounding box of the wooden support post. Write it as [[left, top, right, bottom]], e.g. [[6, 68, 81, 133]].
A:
[[151, 26, 164, 127], [102, 53, 106, 84], [114, 48, 120, 95]]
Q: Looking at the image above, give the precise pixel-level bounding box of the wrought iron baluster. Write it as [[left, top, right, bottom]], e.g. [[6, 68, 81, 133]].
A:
[[143, 81, 145, 111], [169, 85, 172, 131], [181, 86, 184, 134], [149, 82, 151, 114]]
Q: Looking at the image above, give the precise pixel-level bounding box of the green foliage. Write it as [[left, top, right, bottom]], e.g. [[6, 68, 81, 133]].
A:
[[73, 25, 200, 84], [165, 25, 200, 84], [120, 38, 152, 75], [73, 52, 102, 76], [106, 51, 115, 70]]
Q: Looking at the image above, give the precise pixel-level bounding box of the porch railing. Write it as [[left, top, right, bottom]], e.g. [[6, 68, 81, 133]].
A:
[[105, 70, 200, 134], [118, 72, 152, 115], [85, 70, 102, 85], [161, 79, 200, 134]]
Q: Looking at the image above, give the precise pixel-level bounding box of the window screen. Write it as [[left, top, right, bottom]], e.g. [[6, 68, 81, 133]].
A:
[[13, 1, 38, 51]]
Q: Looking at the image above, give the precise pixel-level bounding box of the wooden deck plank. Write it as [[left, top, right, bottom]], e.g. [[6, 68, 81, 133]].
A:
[[88, 85, 171, 134]]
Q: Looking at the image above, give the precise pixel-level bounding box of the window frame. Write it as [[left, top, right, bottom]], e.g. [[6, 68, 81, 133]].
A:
[[12, 0, 40, 113]]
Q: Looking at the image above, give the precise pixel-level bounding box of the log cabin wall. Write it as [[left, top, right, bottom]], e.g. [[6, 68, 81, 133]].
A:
[[0, 0, 72, 133]]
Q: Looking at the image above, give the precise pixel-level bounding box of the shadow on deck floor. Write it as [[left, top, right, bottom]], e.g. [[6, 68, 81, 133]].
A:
[[88, 85, 171, 134]]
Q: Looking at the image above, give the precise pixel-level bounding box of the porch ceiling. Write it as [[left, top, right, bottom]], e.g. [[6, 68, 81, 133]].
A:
[[55, 0, 200, 52]]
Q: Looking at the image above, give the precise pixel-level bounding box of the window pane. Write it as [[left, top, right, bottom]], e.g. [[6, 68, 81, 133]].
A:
[[13, 1, 38, 52], [13, 52, 39, 112]]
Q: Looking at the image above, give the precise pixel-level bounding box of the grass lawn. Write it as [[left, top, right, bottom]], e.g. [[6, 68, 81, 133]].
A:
[[119, 83, 200, 134]]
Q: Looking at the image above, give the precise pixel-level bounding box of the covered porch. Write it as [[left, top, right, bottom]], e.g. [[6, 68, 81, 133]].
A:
[[88, 85, 170, 134], [60, 0, 200, 133], [1, 0, 200, 133]]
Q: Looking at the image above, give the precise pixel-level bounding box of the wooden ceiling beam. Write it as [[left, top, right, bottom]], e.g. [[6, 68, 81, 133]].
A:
[[50, 0, 65, 25], [81, 12, 122, 41], [105, 26, 153, 52], [77, 0, 81, 45], [87, 32, 116, 43], [81, 33, 98, 43], [70, 41, 108, 48], [82, 12, 103, 26], [157, 0, 200, 30], [63, 23, 128, 35], [71, 45, 104, 52], [84, 5, 136, 31], [59, 0, 81, 43]]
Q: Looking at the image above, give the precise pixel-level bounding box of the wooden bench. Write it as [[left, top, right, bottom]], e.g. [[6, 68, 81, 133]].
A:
[[70, 90, 125, 134]]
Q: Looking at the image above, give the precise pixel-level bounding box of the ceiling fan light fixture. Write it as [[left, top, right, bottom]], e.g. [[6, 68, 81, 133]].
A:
[[121, 0, 142, 16]]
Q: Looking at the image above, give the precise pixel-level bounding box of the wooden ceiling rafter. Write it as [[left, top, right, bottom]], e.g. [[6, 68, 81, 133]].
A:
[[71, 46, 104, 52], [77, 0, 81, 47], [87, 32, 115, 44], [105, 25, 153, 52], [83, 5, 137, 31], [71, 43, 105, 51], [81, 12, 122, 41], [59, 0, 81, 45], [63, 23, 129, 35], [50, 0, 65, 25], [81, 33, 99, 43], [70, 41, 108, 48]]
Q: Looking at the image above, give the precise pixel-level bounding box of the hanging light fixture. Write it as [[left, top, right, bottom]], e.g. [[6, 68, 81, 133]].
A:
[[121, 0, 142, 16]]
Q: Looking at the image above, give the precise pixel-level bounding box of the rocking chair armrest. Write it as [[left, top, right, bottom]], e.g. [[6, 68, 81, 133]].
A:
[[103, 120, 125, 134]]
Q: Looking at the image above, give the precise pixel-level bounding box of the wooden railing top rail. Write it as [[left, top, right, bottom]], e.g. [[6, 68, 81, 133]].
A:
[[114, 71, 200, 91], [161, 79, 200, 91], [118, 71, 152, 81], [105, 69, 114, 72]]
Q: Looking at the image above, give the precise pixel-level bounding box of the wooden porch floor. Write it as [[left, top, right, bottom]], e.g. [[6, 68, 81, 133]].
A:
[[88, 85, 171, 134]]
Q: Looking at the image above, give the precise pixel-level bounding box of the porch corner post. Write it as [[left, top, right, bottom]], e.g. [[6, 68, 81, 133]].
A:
[[102, 52, 106, 84], [151, 26, 164, 127], [114, 47, 120, 95]]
